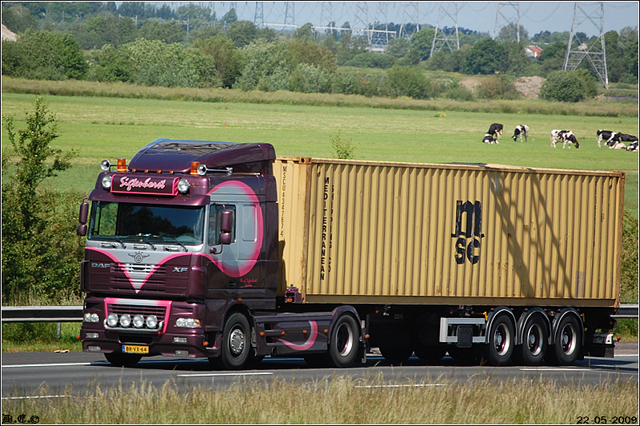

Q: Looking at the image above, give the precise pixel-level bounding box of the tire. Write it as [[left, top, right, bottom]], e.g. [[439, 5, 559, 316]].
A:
[[221, 313, 251, 370], [546, 315, 582, 366], [104, 352, 142, 367], [329, 314, 360, 368], [414, 345, 446, 363], [484, 315, 515, 366], [380, 346, 414, 363], [516, 315, 548, 366]]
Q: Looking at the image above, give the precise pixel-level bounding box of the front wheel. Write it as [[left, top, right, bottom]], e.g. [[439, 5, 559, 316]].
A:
[[221, 313, 251, 370], [104, 352, 142, 367], [329, 314, 360, 367]]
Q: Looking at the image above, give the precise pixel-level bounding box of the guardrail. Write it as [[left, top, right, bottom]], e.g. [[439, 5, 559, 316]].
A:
[[2, 304, 638, 322]]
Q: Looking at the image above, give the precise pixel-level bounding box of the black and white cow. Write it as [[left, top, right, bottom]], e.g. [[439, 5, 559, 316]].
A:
[[483, 133, 497, 144], [609, 140, 627, 150], [551, 130, 579, 149], [626, 141, 638, 152], [610, 133, 639, 146], [596, 130, 617, 148], [512, 125, 529, 142], [487, 123, 504, 141]]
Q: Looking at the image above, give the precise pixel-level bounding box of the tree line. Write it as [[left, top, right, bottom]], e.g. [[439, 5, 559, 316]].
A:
[[3, 3, 638, 101]]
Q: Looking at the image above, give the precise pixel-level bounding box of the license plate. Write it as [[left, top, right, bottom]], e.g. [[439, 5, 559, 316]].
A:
[[122, 345, 148, 354]]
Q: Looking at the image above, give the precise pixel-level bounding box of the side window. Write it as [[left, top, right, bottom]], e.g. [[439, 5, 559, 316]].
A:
[[208, 205, 236, 245]]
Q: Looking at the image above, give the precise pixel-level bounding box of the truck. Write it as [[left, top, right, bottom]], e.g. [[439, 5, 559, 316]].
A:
[[78, 138, 624, 369]]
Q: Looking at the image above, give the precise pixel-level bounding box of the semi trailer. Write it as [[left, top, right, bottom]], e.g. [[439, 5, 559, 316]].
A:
[[78, 139, 624, 368]]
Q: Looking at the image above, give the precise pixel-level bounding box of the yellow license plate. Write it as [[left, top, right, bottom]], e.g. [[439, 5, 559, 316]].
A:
[[122, 345, 149, 354]]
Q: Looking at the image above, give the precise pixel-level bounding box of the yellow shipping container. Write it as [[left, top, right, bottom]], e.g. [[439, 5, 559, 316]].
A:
[[275, 157, 624, 309]]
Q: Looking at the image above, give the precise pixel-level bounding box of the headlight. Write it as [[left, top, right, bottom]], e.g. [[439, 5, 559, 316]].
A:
[[133, 314, 144, 328], [176, 318, 201, 328], [107, 313, 119, 327], [101, 160, 111, 171], [177, 178, 189, 194], [102, 175, 112, 189], [119, 313, 131, 328], [84, 313, 99, 323], [146, 315, 158, 329]]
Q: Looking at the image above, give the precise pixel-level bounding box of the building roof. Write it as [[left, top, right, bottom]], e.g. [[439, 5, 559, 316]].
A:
[[2, 24, 17, 42]]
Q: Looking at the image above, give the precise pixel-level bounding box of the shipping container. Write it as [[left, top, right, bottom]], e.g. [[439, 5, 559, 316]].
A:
[[275, 157, 624, 308]]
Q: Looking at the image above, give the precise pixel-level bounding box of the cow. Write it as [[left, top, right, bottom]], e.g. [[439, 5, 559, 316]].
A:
[[483, 133, 497, 144], [610, 133, 639, 146], [551, 130, 579, 149], [512, 125, 529, 142], [596, 130, 617, 148], [609, 141, 627, 149], [487, 123, 504, 141], [626, 141, 638, 152]]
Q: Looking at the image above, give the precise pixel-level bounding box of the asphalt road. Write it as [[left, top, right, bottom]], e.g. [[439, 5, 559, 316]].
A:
[[2, 343, 638, 400]]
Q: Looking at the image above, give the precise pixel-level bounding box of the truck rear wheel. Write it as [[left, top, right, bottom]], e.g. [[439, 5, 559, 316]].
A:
[[546, 315, 582, 366], [484, 315, 515, 366], [380, 346, 414, 363], [104, 352, 142, 367], [221, 313, 251, 370], [516, 315, 548, 366], [329, 314, 360, 367]]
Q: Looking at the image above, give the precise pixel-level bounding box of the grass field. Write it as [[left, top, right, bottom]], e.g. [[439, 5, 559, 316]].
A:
[[2, 92, 638, 215]]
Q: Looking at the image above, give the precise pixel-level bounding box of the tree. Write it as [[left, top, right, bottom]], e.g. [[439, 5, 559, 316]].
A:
[[2, 97, 82, 303], [386, 37, 411, 59], [138, 20, 186, 44], [463, 37, 506, 74], [191, 35, 246, 88], [226, 20, 258, 48], [287, 38, 338, 72], [405, 28, 435, 64]]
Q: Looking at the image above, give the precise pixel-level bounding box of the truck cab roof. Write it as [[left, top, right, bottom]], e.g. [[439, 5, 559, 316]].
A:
[[129, 139, 276, 176]]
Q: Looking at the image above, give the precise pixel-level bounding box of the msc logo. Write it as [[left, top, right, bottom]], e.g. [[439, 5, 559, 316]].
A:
[[451, 200, 485, 265]]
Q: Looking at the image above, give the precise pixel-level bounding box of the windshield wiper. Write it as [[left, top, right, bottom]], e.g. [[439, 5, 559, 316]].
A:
[[164, 237, 188, 252]]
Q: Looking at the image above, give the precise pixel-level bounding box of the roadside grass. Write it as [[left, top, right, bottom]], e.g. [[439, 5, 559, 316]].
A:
[[3, 373, 638, 424], [1, 323, 82, 353], [2, 93, 637, 216]]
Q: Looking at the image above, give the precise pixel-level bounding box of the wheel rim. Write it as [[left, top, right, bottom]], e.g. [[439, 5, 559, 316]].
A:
[[526, 323, 544, 356], [335, 323, 354, 357], [560, 323, 577, 356], [494, 323, 511, 356], [229, 326, 245, 356]]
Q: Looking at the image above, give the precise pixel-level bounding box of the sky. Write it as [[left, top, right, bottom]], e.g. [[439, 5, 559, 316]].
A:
[[169, 1, 639, 38]]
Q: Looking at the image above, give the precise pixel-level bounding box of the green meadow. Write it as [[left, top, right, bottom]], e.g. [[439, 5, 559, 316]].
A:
[[2, 92, 638, 216]]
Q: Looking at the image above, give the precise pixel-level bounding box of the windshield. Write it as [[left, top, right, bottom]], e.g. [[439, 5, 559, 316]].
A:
[[88, 201, 205, 245]]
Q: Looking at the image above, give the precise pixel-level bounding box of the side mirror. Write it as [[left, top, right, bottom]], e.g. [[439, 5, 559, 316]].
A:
[[77, 198, 89, 246], [220, 210, 232, 234]]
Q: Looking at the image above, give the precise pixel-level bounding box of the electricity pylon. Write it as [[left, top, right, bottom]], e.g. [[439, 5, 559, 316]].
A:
[[563, 2, 608, 89], [430, 2, 460, 57]]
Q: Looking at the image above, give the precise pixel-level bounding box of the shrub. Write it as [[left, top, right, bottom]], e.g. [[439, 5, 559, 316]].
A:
[[289, 63, 334, 94], [443, 81, 475, 101], [87, 44, 133, 83], [539, 70, 591, 102], [621, 210, 638, 303], [477, 74, 521, 100], [343, 51, 395, 69], [330, 132, 355, 159], [383, 65, 434, 100], [234, 40, 291, 91]]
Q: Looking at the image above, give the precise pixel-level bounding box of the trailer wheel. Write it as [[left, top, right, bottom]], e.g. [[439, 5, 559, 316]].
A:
[[484, 315, 515, 366], [329, 314, 360, 367], [517, 315, 548, 366], [547, 315, 582, 366], [221, 313, 251, 370], [104, 352, 142, 367], [380, 346, 414, 363]]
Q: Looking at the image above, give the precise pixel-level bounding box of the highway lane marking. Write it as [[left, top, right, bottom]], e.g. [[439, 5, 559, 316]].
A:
[[2, 362, 97, 369], [355, 384, 447, 388], [2, 395, 72, 400], [177, 372, 274, 377]]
